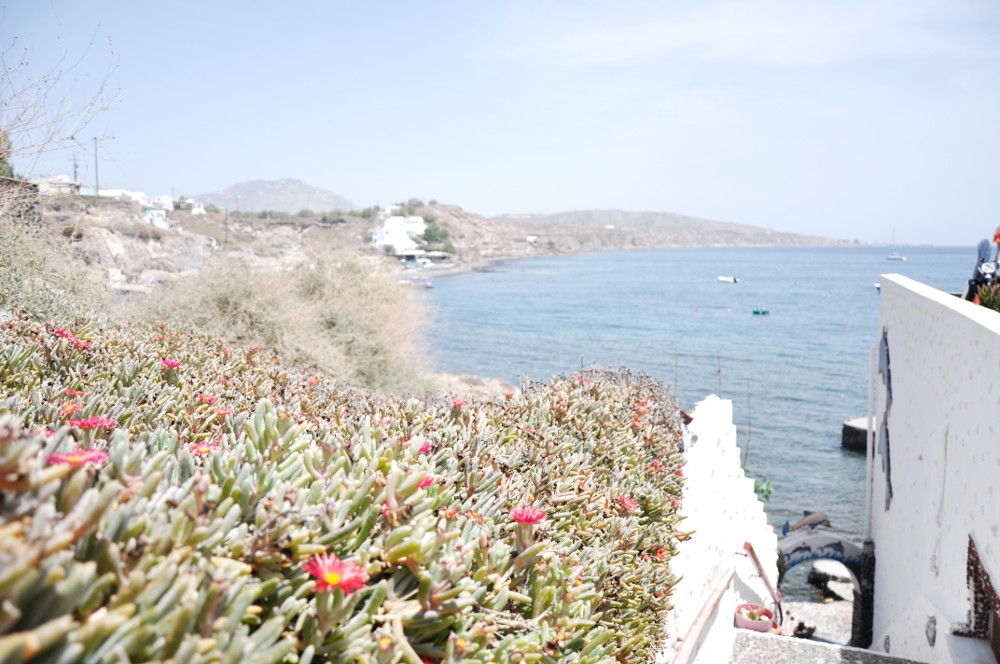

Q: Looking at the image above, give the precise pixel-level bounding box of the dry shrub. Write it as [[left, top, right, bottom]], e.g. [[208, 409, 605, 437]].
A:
[[133, 254, 432, 393], [0, 190, 107, 322]]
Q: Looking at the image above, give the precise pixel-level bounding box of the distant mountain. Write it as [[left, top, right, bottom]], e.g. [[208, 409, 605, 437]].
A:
[[192, 179, 356, 214]]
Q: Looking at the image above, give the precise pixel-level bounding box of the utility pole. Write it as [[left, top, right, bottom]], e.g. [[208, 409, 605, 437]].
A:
[[72, 155, 78, 183], [93, 137, 99, 195]]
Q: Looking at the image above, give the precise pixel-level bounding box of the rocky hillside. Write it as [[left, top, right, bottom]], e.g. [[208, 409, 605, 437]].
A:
[[35, 193, 850, 296]]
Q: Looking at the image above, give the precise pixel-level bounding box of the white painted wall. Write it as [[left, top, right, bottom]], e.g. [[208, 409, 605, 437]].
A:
[[868, 274, 1000, 664], [658, 394, 779, 664]]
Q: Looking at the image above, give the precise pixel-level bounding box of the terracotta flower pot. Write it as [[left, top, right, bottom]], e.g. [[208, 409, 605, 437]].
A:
[[734, 603, 775, 632]]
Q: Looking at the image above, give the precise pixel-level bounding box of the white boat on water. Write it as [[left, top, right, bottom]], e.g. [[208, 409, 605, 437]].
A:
[[886, 251, 906, 261], [717, 275, 740, 283]]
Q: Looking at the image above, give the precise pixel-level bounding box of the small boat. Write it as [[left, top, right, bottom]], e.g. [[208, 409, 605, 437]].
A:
[[717, 275, 740, 283], [886, 230, 906, 260], [752, 308, 770, 316]]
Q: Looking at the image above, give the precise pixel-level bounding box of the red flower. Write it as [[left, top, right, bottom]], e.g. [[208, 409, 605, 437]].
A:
[[189, 440, 220, 457], [674, 469, 684, 477], [510, 505, 546, 524], [504, 391, 515, 399], [994, 226, 1000, 247], [451, 398, 465, 408], [161, 358, 182, 369], [196, 393, 217, 405], [418, 441, 433, 454], [308, 377, 320, 386], [47, 447, 109, 467], [418, 476, 434, 489], [617, 494, 638, 511], [68, 417, 117, 430], [303, 553, 369, 594]]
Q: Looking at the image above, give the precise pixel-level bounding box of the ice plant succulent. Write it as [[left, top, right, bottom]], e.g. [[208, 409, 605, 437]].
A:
[[47, 447, 110, 467], [189, 440, 221, 457], [618, 494, 639, 512], [161, 358, 182, 369], [68, 417, 117, 430], [510, 506, 546, 525], [303, 553, 369, 594], [511, 505, 546, 553]]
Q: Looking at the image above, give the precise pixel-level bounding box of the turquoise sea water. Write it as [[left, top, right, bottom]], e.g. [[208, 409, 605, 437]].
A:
[[422, 245, 972, 598]]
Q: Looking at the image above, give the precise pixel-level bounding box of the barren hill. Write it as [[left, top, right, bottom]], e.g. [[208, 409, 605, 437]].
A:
[[192, 179, 356, 214]]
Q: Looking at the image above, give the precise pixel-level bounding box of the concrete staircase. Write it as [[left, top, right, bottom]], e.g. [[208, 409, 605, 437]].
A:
[[730, 631, 924, 664]]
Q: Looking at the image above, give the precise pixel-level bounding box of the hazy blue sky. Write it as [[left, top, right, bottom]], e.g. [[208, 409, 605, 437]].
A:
[[5, 1, 999, 245]]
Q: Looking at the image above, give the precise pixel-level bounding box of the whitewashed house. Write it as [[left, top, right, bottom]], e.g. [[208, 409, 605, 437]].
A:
[[35, 174, 81, 196], [98, 189, 148, 205], [152, 195, 175, 211], [860, 274, 1000, 663], [370, 215, 426, 253]]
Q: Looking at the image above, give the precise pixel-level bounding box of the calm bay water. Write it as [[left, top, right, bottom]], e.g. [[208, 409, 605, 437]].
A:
[[422, 245, 971, 598]]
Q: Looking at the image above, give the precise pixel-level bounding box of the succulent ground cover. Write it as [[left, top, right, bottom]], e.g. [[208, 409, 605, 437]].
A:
[[0, 316, 687, 663]]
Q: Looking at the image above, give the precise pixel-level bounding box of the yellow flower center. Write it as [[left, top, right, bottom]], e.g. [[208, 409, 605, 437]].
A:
[[324, 571, 341, 586], [67, 454, 84, 463]]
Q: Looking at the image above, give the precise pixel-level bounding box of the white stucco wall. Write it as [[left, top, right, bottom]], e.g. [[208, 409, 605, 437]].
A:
[[658, 394, 779, 664], [868, 274, 1000, 663]]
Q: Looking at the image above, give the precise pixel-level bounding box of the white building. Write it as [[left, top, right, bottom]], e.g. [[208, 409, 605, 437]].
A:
[[862, 274, 1000, 663], [98, 189, 148, 205], [370, 215, 426, 253], [152, 195, 175, 211], [34, 174, 81, 196]]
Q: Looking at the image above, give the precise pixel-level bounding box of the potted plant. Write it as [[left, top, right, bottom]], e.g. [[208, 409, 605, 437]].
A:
[[734, 603, 775, 632]]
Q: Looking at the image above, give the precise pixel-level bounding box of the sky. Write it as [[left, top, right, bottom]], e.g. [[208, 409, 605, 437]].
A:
[[4, 1, 999, 245]]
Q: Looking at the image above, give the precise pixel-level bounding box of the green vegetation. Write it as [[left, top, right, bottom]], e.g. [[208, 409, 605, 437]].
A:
[[0, 130, 15, 178], [421, 221, 450, 245], [0, 316, 686, 662]]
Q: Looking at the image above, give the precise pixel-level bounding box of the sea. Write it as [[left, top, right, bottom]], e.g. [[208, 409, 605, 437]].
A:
[[420, 244, 975, 599]]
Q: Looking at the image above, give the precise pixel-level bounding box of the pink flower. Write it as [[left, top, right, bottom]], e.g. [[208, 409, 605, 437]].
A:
[[504, 391, 515, 399], [451, 399, 465, 408], [302, 553, 369, 594], [197, 393, 217, 405], [60, 402, 83, 415], [617, 494, 638, 511], [69, 417, 117, 430], [418, 442, 433, 454], [308, 377, 320, 386], [65, 388, 85, 397], [72, 338, 92, 349], [215, 408, 233, 417], [47, 447, 109, 467], [510, 505, 546, 524], [418, 476, 434, 489], [161, 358, 182, 369], [189, 440, 220, 457], [380, 502, 390, 518], [674, 469, 684, 477]]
